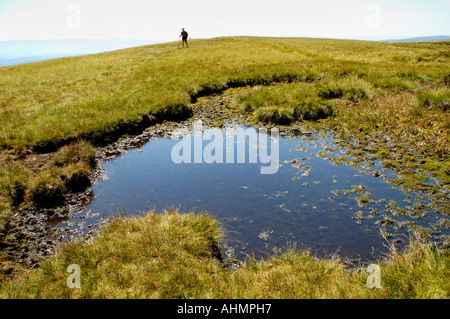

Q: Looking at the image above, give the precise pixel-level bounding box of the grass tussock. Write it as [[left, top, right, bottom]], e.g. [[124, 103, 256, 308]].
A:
[[235, 83, 335, 124], [27, 142, 95, 207], [26, 162, 92, 207], [1, 210, 448, 299], [53, 141, 96, 168], [417, 88, 450, 111], [377, 240, 450, 298], [0, 164, 30, 206], [27, 167, 66, 207], [0, 164, 30, 244], [316, 76, 374, 101], [234, 76, 378, 124], [0, 196, 11, 240]]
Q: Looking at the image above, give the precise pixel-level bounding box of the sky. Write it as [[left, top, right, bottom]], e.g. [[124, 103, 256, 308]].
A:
[[0, 0, 449, 42]]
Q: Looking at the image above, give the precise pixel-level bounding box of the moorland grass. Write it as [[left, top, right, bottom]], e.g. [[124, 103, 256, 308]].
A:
[[0, 164, 29, 206], [233, 76, 375, 123], [53, 141, 96, 168], [0, 37, 449, 297], [0, 209, 448, 299], [1, 37, 448, 152], [417, 89, 450, 111]]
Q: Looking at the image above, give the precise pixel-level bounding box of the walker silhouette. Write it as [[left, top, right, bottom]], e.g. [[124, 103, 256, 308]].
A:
[[180, 28, 189, 48]]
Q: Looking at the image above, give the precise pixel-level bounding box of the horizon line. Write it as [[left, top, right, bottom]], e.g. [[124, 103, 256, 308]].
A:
[[1, 34, 449, 43]]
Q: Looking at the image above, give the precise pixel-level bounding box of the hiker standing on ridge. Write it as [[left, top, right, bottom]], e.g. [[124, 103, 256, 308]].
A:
[[180, 28, 189, 48]]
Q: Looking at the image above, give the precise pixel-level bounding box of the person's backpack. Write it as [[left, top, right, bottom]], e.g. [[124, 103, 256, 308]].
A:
[[182, 31, 188, 38]]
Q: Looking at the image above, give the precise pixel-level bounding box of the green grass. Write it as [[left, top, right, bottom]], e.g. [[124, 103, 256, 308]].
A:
[[1, 37, 449, 153], [417, 88, 450, 111], [235, 83, 334, 123], [1, 209, 448, 298], [27, 167, 67, 207], [53, 141, 96, 168], [1, 36, 449, 298], [0, 164, 30, 247], [27, 142, 95, 207], [0, 164, 29, 206], [233, 76, 376, 124]]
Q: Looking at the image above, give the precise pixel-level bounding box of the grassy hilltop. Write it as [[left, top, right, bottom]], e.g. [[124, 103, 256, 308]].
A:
[[0, 37, 449, 298], [0, 36, 448, 152]]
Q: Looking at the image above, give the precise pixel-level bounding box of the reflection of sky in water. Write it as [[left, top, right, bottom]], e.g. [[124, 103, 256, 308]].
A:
[[66, 126, 448, 261]]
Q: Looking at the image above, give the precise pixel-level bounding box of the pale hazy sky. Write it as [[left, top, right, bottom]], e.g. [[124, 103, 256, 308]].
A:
[[0, 0, 449, 41]]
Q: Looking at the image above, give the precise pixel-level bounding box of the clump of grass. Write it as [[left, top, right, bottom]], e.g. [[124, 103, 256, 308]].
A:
[[28, 168, 66, 207], [53, 141, 96, 168], [29, 140, 96, 201], [355, 194, 377, 208], [254, 106, 294, 125], [236, 83, 334, 124], [28, 161, 93, 207], [221, 247, 368, 298], [0, 165, 31, 249], [0, 196, 11, 238], [378, 239, 450, 298], [0, 164, 30, 206], [316, 76, 374, 101], [64, 162, 92, 192], [344, 184, 367, 195], [417, 89, 450, 111]]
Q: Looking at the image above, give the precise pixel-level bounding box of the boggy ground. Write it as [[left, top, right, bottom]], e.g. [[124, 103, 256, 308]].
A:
[[0, 37, 449, 296], [0, 84, 350, 275], [0, 86, 449, 298], [1, 84, 448, 279]]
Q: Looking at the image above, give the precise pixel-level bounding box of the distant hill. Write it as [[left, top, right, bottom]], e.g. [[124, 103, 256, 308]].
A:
[[0, 39, 160, 67], [386, 35, 450, 43]]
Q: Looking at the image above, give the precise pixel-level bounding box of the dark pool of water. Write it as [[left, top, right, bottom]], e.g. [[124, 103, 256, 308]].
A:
[[60, 124, 448, 261]]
